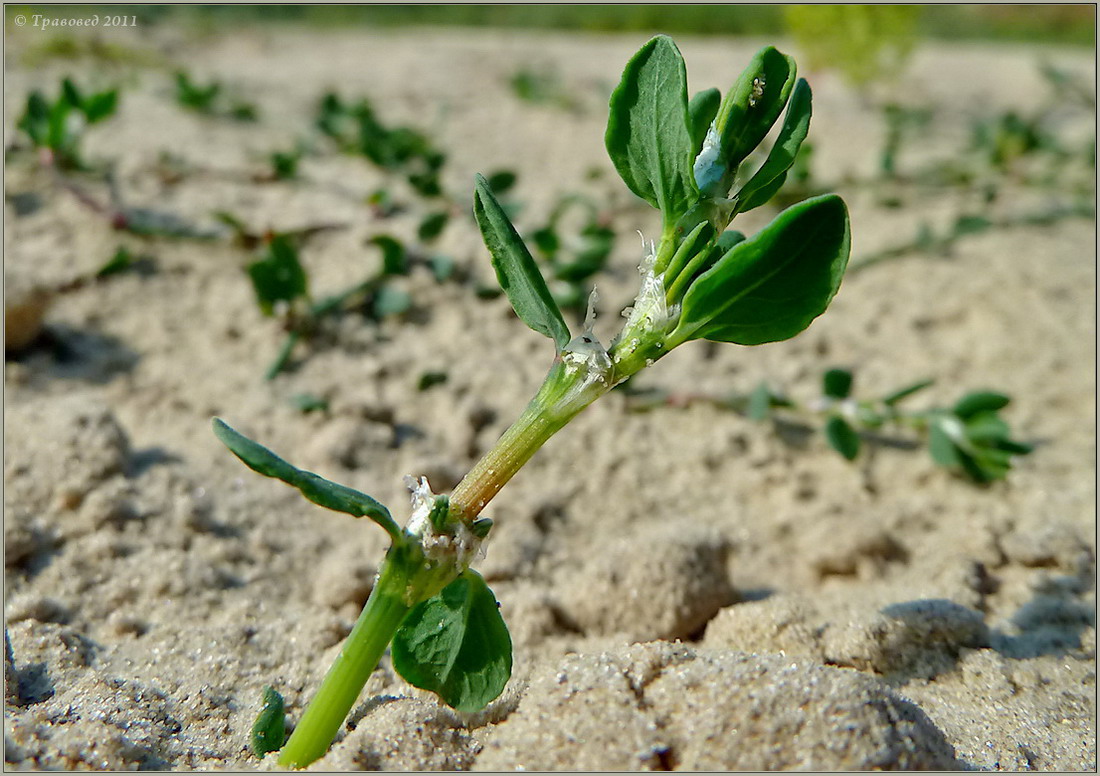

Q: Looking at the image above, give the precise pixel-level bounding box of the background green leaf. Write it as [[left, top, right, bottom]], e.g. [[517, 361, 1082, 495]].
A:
[[392, 569, 512, 713], [473, 174, 571, 351], [953, 391, 1011, 419], [605, 35, 697, 225], [248, 236, 308, 316], [883, 378, 935, 406], [822, 367, 853, 400], [747, 381, 772, 421], [825, 415, 861, 460], [671, 194, 850, 346]]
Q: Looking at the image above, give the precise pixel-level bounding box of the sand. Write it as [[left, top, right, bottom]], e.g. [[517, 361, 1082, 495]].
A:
[[4, 24, 1095, 771]]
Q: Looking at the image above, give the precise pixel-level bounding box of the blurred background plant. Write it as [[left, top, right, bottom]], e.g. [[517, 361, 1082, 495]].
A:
[[783, 5, 922, 95]]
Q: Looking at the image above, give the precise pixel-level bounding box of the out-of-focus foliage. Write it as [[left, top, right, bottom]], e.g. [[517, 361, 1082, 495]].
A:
[[783, 5, 921, 90]]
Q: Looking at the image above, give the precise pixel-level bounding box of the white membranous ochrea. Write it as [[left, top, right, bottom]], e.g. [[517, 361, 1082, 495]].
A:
[[693, 124, 724, 193], [607, 234, 682, 377], [403, 475, 482, 570], [561, 288, 612, 385]]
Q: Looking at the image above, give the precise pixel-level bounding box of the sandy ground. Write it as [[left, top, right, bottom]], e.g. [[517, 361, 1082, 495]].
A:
[[4, 24, 1096, 771]]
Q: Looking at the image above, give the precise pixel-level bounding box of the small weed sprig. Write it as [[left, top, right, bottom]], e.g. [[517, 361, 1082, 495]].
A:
[[174, 70, 259, 121], [214, 37, 849, 768], [242, 230, 454, 381], [316, 92, 446, 198], [530, 193, 616, 316], [625, 367, 1033, 484], [508, 64, 582, 113], [17, 77, 118, 170]]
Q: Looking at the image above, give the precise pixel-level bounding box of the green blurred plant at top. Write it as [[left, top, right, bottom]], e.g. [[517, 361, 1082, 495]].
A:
[[784, 5, 921, 93]]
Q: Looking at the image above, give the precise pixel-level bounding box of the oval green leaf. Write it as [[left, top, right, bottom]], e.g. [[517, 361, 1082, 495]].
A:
[[605, 35, 697, 226], [392, 569, 512, 713], [824, 415, 861, 460], [822, 367, 853, 400], [953, 391, 1011, 419], [473, 174, 571, 351], [670, 194, 851, 347]]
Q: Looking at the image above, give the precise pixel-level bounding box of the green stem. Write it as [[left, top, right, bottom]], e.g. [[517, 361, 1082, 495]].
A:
[[277, 552, 412, 769], [450, 359, 609, 522]]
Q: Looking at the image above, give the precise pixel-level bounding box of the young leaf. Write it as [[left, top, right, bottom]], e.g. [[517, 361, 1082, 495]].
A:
[[605, 35, 697, 225], [953, 391, 1011, 419], [822, 367, 853, 400], [96, 246, 136, 278], [417, 210, 450, 242], [248, 236, 308, 316], [370, 235, 408, 276], [485, 169, 517, 194], [62, 78, 83, 109], [473, 173, 571, 351], [211, 418, 402, 542], [82, 90, 118, 124], [670, 194, 850, 347], [715, 46, 798, 179], [747, 381, 771, 421], [251, 686, 286, 757], [883, 378, 935, 406], [928, 417, 963, 468], [825, 415, 861, 460], [688, 87, 721, 154], [733, 77, 812, 214], [392, 569, 512, 713]]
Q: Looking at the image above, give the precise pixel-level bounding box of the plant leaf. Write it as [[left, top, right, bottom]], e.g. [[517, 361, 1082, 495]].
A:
[[211, 418, 401, 541], [250, 686, 286, 757], [688, 87, 721, 153], [715, 46, 798, 178], [883, 378, 935, 406], [370, 235, 409, 276], [82, 90, 118, 124], [417, 211, 450, 242], [671, 194, 850, 346], [824, 415, 861, 460], [473, 173, 571, 351], [605, 35, 697, 225], [747, 381, 771, 421], [928, 418, 963, 468], [734, 77, 812, 214], [953, 391, 1011, 419], [822, 367, 853, 400], [392, 569, 512, 713], [248, 236, 308, 316]]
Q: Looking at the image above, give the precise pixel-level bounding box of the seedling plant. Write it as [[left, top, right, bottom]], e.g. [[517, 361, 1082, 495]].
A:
[[241, 230, 453, 381], [214, 36, 850, 767], [175, 70, 259, 121], [530, 193, 616, 316], [627, 367, 1032, 484], [17, 77, 118, 170]]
